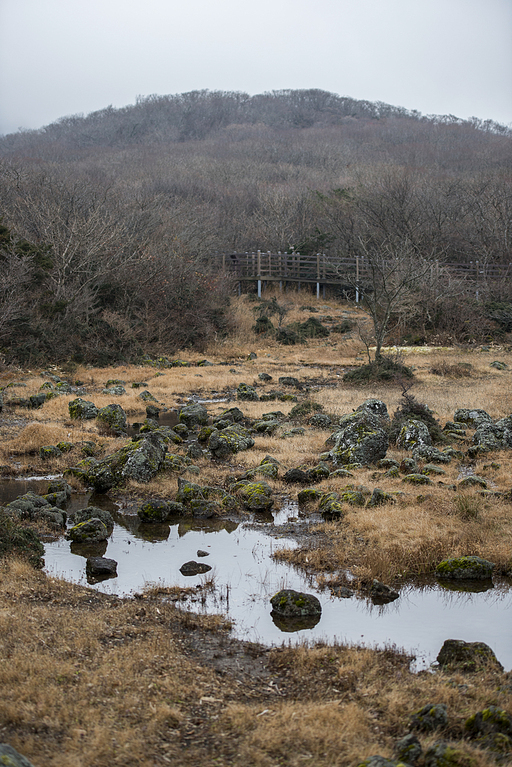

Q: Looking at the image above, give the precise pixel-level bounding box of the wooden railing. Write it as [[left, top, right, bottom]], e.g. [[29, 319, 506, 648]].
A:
[[211, 251, 512, 299]]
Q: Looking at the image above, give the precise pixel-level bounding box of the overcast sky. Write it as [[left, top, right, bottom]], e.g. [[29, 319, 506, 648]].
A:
[[0, 0, 511, 136]]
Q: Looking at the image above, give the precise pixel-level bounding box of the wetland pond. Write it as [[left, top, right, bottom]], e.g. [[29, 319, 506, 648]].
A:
[[3, 478, 512, 672]]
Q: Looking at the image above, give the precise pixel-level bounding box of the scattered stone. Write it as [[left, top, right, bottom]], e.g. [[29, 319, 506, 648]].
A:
[[490, 361, 508, 370], [178, 403, 208, 428], [424, 741, 465, 767], [402, 473, 433, 485], [66, 518, 109, 543], [96, 403, 127, 434], [283, 468, 310, 484], [208, 423, 255, 459], [465, 705, 512, 753], [458, 475, 487, 489], [72, 507, 114, 534], [394, 733, 422, 765], [278, 376, 301, 387], [0, 744, 36, 767], [367, 488, 396, 507], [102, 385, 126, 396], [197, 550, 209, 557], [258, 373, 272, 381], [39, 445, 62, 460], [233, 480, 274, 512], [180, 561, 212, 576], [137, 500, 170, 523]]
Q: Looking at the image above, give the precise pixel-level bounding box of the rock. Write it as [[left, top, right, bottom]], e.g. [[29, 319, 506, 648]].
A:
[[233, 480, 273, 512], [319, 492, 345, 519], [96, 403, 127, 433], [454, 408, 493, 429], [490, 360, 508, 370], [35, 508, 66, 528], [67, 518, 109, 543], [39, 445, 62, 460], [329, 408, 389, 467], [178, 403, 208, 428], [370, 579, 399, 603], [307, 462, 331, 481], [208, 423, 255, 459], [187, 441, 204, 460], [146, 404, 161, 418], [309, 413, 332, 428], [283, 468, 310, 484], [410, 703, 448, 732], [47, 477, 72, 500], [180, 561, 212, 576], [102, 385, 126, 396], [236, 382, 259, 401], [270, 589, 322, 618], [215, 407, 244, 424], [72, 506, 114, 533], [458, 475, 487, 489], [412, 445, 452, 464], [0, 744, 36, 767], [402, 473, 433, 485], [258, 373, 272, 381], [424, 742, 465, 767], [395, 733, 422, 765], [137, 500, 170, 523], [67, 433, 168, 492], [397, 418, 432, 450], [69, 397, 98, 420], [357, 399, 390, 421], [86, 557, 118, 577], [367, 488, 396, 507], [278, 376, 301, 387], [436, 556, 494, 580], [29, 392, 50, 409], [465, 706, 512, 753], [472, 423, 505, 452], [357, 757, 397, 767], [197, 550, 209, 557], [437, 639, 503, 672], [139, 390, 158, 402], [7, 492, 50, 517]]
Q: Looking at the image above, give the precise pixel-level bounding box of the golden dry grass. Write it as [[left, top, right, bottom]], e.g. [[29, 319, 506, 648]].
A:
[[0, 558, 506, 767]]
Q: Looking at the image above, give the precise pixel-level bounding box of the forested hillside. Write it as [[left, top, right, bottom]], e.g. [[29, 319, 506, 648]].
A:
[[0, 89, 511, 363]]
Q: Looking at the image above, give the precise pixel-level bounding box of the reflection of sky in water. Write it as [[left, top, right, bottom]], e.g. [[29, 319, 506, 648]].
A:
[[44, 515, 512, 672]]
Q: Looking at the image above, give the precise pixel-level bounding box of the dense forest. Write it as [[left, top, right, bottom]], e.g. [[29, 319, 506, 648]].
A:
[[0, 89, 511, 363]]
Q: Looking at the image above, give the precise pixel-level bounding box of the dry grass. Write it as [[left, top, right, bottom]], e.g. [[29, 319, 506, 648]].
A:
[[0, 558, 506, 767]]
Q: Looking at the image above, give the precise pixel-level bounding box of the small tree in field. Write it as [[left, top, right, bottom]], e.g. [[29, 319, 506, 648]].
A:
[[352, 238, 433, 360]]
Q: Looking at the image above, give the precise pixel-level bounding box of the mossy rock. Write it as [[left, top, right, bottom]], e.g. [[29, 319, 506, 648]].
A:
[[178, 402, 208, 427], [465, 706, 512, 740], [236, 382, 259, 401], [234, 481, 274, 512], [96, 403, 127, 433], [69, 398, 98, 420], [437, 639, 503, 672], [0, 744, 37, 767], [39, 445, 62, 460], [424, 741, 471, 767], [270, 589, 322, 617], [66, 518, 109, 543], [72, 507, 114, 534], [56, 441, 73, 453], [410, 703, 448, 732], [436, 555, 494, 580], [137, 500, 170, 523], [458, 475, 487, 489], [208, 424, 255, 459], [402, 473, 433, 485], [367, 488, 396, 507], [297, 488, 323, 505]]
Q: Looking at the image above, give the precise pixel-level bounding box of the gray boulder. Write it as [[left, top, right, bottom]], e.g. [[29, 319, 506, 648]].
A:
[[410, 703, 448, 732], [72, 507, 114, 534], [0, 744, 36, 767], [69, 397, 98, 420], [270, 589, 321, 618], [454, 408, 493, 429], [86, 557, 118, 577], [236, 382, 259, 401], [96, 403, 127, 433], [232, 480, 273, 511], [208, 423, 255, 459], [67, 518, 109, 543], [397, 418, 432, 450], [329, 409, 388, 467], [178, 402, 208, 428]]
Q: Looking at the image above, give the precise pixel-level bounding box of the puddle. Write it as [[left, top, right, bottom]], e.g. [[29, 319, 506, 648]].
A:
[[4, 477, 512, 671], [43, 508, 512, 672]]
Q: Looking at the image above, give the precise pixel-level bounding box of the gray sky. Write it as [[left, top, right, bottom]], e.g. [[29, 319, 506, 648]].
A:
[[1, 0, 511, 136]]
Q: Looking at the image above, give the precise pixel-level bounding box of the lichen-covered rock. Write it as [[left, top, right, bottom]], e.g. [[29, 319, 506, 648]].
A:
[[67, 433, 167, 492], [72, 506, 114, 534], [318, 491, 345, 519], [283, 468, 310, 484], [233, 480, 273, 512], [30, 392, 51, 409], [329, 409, 388, 467], [102, 385, 126, 396], [397, 418, 432, 450], [297, 488, 323, 505], [69, 397, 98, 420], [357, 399, 390, 421], [178, 402, 208, 428], [7, 492, 50, 518], [139, 389, 158, 402], [424, 741, 466, 767], [278, 376, 301, 388], [39, 445, 62, 460], [215, 406, 244, 424], [410, 703, 448, 732], [0, 744, 36, 767], [367, 488, 396, 507], [66, 518, 109, 543], [96, 403, 127, 434], [402, 473, 433, 485], [357, 757, 397, 767], [472, 423, 506, 452], [465, 706, 512, 753], [236, 382, 259, 401], [270, 589, 322, 618], [137, 500, 170, 523], [458, 475, 487, 489], [47, 477, 72, 500], [253, 418, 281, 434], [208, 423, 255, 459], [437, 639, 503, 672], [309, 413, 332, 428], [412, 445, 452, 464], [454, 408, 493, 428], [307, 462, 331, 481], [176, 478, 207, 505], [395, 733, 422, 765], [436, 556, 494, 580]]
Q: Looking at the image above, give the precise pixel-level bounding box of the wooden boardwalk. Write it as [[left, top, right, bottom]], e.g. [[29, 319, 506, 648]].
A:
[[213, 251, 511, 300]]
